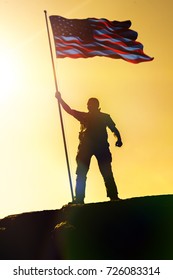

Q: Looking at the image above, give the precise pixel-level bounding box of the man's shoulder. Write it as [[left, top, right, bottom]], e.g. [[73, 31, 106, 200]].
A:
[[100, 112, 111, 118], [72, 109, 86, 115], [71, 110, 87, 121], [100, 112, 116, 127]]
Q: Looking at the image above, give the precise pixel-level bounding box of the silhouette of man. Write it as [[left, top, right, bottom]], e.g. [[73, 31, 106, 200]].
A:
[[56, 92, 123, 204]]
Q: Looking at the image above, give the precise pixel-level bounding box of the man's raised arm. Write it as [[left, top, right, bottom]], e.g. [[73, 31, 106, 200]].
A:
[[55, 91, 73, 115]]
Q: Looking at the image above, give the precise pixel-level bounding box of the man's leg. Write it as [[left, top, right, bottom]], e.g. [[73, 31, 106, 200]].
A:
[[96, 148, 119, 200], [75, 147, 92, 203]]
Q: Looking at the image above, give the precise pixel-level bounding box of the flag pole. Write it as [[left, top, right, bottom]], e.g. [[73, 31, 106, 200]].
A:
[[44, 10, 74, 202]]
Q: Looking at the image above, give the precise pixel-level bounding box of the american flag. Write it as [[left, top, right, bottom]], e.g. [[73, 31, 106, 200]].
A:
[[49, 15, 153, 64]]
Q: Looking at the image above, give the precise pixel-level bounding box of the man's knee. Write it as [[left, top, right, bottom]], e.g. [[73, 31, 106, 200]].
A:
[[76, 160, 90, 175]]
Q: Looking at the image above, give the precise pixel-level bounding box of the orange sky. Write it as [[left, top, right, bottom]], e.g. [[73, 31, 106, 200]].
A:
[[0, 0, 173, 218]]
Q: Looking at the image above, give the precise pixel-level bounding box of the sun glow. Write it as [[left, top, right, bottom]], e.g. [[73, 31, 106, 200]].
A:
[[0, 50, 23, 101]]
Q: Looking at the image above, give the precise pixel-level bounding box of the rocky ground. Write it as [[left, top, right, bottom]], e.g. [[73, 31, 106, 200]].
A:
[[0, 195, 173, 259]]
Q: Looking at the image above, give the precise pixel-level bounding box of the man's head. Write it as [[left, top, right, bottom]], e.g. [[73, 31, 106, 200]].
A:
[[87, 98, 100, 112]]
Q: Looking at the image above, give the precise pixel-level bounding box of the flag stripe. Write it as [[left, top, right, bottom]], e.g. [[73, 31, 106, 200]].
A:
[[54, 37, 148, 58]]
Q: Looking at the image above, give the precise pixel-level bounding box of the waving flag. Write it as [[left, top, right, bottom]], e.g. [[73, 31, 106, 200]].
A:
[[49, 15, 153, 64]]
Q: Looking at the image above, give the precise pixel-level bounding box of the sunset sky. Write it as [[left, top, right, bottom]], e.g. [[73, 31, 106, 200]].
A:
[[0, 0, 173, 218]]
